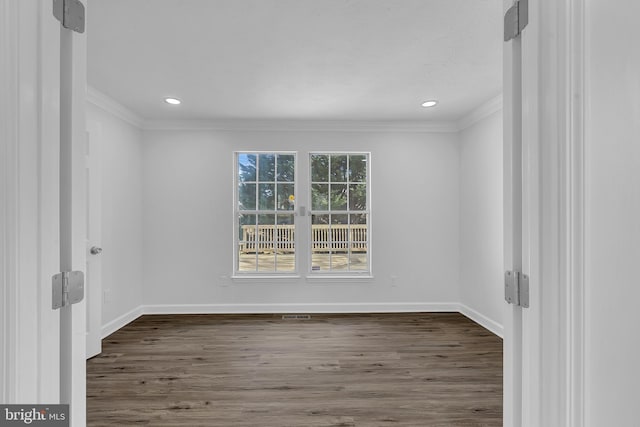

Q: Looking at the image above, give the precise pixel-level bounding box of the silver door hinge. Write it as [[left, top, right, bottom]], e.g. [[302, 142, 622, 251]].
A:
[[53, 0, 85, 33], [505, 270, 529, 308], [52, 271, 85, 309], [504, 0, 529, 41]]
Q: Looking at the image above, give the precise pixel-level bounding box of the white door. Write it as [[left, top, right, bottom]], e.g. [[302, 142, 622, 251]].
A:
[[86, 123, 103, 358]]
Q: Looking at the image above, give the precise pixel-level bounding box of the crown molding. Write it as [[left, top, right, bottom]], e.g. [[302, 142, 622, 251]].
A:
[[141, 118, 460, 133], [457, 94, 503, 131], [87, 86, 145, 128], [86, 87, 500, 134]]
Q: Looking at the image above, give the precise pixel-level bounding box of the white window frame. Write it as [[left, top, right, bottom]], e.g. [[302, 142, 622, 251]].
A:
[[307, 151, 372, 276], [233, 151, 299, 276]]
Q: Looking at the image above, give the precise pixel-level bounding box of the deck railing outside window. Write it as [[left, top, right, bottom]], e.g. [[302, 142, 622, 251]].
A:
[[240, 224, 367, 253]]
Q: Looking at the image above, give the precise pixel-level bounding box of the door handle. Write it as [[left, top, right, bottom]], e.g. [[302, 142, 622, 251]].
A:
[[90, 246, 102, 255]]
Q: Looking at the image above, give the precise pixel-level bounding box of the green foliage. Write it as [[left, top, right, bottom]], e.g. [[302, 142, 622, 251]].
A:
[[311, 154, 367, 214], [238, 153, 295, 212]]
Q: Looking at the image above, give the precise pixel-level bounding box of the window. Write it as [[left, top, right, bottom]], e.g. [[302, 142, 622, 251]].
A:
[[236, 152, 296, 273], [310, 153, 369, 274], [234, 151, 370, 276]]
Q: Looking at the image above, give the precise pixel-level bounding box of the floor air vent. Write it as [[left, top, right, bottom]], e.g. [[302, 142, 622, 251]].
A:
[[282, 314, 311, 320]]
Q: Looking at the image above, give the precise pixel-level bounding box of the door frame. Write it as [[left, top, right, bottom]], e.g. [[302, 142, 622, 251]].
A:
[[503, 0, 587, 425], [0, 0, 88, 424], [86, 120, 104, 359], [1, 0, 63, 404]]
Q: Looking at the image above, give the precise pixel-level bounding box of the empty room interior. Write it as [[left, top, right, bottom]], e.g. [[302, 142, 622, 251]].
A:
[[85, 0, 504, 425]]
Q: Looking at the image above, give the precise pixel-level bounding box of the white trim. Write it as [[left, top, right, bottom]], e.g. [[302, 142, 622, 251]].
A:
[[0, 0, 19, 402], [100, 303, 503, 340], [457, 94, 504, 131], [568, 0, 586, 425], [142, 302, 460, 315], [87, 86, 144, 128], [1, 0, 63, 404], [101, 306, 144, 339], [521, 0, 542, 423], [142, 118, 460, 133], [88, 87, 505, 135], [458, 304, 504, 338]]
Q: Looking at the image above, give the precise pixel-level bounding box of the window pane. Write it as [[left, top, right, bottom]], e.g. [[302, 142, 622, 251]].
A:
[[258, 183, 275, 210], [350, 213, 367, 224], [277, 255, 295, 272], [311, 154, 329, 182], [350, 214, 368, 260], [238, 183, 256, 210], [349, 184, 367, 211], [330, 184, 347, 210], [311, 253, 329, 272], [331, 214, 349, 254], [330, 252, 349, 271], [277, 213, 295, 225], [311, 214, 330, 252], [257, 214, 275, 254], [277, 154, 295, 182], [238, 213, 257, 272], [311, 184, 328, 210], [238, 214, 256, 243], [238, 252, 258, 272], [331, 155, 348, 182], [258, 254, 276, 272], [258, 154, 276, 181], [238, 153, 256, 182], [349, 253, 368, 271], [311, 214, 330, 272], [349, 155, 367, 182], [312, 214, 330, 225], [276, 214, 295, 272], [331, 214, 348, 225], [277, 183, 295, 211], [258, 214, 276, 225]]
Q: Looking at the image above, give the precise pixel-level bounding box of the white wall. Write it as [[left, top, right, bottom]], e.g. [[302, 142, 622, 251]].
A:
[[87, 103, 144, 326], [585, 0, 640, 424], [459, 110, 503, 334], [141, 129, 460, 310]]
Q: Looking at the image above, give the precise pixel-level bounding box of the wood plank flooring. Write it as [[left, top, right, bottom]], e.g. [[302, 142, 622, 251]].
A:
[[87, 313, 502, 426]]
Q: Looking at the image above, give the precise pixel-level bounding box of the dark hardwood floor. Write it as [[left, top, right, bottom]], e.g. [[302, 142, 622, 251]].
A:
[[87, 313, 502, 426]]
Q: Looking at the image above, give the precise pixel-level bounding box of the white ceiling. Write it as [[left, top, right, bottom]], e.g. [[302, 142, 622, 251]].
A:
[[88, 0, 502, 122]]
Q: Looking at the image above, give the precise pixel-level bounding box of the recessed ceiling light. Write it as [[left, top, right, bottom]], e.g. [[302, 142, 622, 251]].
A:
[[164, 97, 181, 105], [421, 100, 438, 108]]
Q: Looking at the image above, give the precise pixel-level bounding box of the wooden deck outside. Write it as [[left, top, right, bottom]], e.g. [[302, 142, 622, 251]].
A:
[[238, 253, 368, 272]]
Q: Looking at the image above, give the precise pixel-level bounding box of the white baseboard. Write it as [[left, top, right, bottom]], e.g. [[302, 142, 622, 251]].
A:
[[101, 306, 144, 339], [141, 302, 460, 314], [458, 303, 504, 338], [99, 302, 503, 340]]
